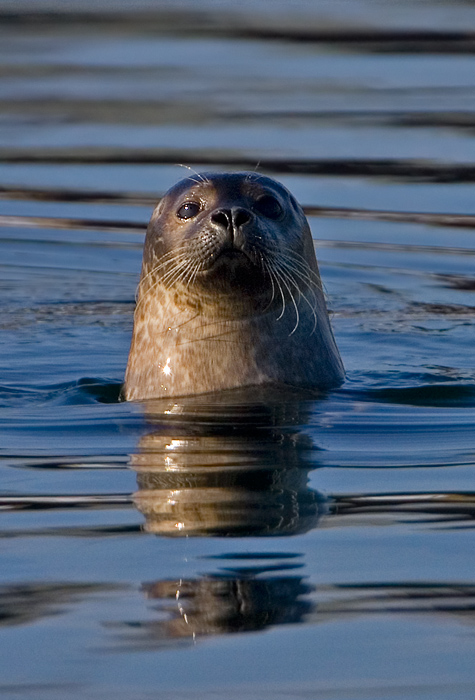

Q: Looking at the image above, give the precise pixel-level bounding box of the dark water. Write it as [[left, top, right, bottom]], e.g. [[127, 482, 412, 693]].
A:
[[1, 2, 475, 698]]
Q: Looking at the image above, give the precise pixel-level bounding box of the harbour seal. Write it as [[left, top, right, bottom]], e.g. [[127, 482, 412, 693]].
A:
[[124, 172, 344, 400]]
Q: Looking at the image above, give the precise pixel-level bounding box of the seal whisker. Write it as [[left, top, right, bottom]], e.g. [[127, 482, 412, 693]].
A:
[[266, 261, 286, 321], [268, 247, 323, 291], [178, 259, 201, 290], [273, 267, 300, 335], [181, 317, 230, 334], [188, 259, 205, 288], [135, 252, 193, 311], [143, 258, 187, 291], [269, 254, 319, 333], [176, 324, 243, 346], [277, 257, 320, 307], [259, 255, 276, 311], [285, 254, 322, 284], [138, 255, 185, 293], [271, 257, 322, 327], [265, 260, 288, 323], [273, 255, 318, 290], [169, 260, 195, 288], [288, 257, 323, 291], [247, 171, 265, 183], [278, 253, 318, 292], [176, 164, 210, 184], [278, 264, 319, 335], [161, 260, 195, 288], [152, 310, 201, 336], [265, 243, 318, 272], [137, 246, 191, 294], [156, 248, 197, 283], [134, 277, 162, 315]]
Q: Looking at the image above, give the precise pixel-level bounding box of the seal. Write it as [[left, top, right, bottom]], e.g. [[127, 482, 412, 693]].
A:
[[124, 172, 344, 400]]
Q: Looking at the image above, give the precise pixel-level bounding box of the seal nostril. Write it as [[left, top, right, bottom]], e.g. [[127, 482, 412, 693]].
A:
[[211, 209, 232, 230], [211, 208, 252, 231], [232, 208, 252, 228]]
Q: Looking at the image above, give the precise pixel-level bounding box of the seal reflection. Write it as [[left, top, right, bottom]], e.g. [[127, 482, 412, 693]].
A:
[[138, 568, 313, 644], [125, 388, 323, 646], [130, 388, 325, 537]]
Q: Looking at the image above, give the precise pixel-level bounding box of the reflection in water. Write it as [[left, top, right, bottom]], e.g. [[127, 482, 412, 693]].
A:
[[0, 582, 116, 628], [332, 491, 475, 527], [130, 388, 324, 537], [109, 562, 312, 649], [124, 392, 322, 646], [3, 393, 474, 644], [141, 569, 312, 641], [116, 568, 475, 649], [122, 391, 475, 649]]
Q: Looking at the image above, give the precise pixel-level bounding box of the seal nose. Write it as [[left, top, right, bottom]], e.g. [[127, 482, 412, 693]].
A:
[[211, 207, 252, 233]]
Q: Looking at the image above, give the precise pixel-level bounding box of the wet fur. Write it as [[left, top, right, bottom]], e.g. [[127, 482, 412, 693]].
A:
[[125, 172, 344, 399]]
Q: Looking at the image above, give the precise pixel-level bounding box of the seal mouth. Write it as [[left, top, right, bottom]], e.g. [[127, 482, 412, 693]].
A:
[[192, 245, 268, 297], [200, 246, 255, 273], [215, 248, 251, 262]]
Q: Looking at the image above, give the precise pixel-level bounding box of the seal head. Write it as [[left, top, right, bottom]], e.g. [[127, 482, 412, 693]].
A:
[[124, 172, 344, 399]]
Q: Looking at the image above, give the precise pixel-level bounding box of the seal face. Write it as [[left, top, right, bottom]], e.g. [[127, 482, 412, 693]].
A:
[[124, 172, 344, 400]]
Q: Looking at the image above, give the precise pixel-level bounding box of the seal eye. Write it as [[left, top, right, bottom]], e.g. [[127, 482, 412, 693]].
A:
[[254, 195, 283, 219], [177, 201, 201, 219]]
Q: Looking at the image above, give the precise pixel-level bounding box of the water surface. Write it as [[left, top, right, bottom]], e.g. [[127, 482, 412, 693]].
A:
[[1, 2, 475, 699]]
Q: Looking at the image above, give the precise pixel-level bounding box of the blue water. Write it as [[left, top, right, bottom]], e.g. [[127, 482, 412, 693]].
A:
[[1, 2, 475, 699]]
